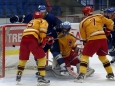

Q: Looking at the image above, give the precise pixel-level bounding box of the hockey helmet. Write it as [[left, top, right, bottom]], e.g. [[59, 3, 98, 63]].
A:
[[38, 5, 46, 12], [33, 11, 43, 19], [60, 21, 71, 35], [82, 6, 93, 15], [106, 7, 115, 13]]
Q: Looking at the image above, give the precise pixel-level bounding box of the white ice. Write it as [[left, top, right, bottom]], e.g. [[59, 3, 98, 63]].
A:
[[0, 53, 115, 86]]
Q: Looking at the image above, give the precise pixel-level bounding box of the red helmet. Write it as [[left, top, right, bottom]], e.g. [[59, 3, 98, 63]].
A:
[[33, 11, 43, 19], [82, 6, 93, 15]]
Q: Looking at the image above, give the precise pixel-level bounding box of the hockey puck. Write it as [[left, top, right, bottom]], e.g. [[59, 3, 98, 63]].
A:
[[12, 45, 15, 47]]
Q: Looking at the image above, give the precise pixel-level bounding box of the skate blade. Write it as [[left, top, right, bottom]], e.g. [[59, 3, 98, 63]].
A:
[[37, 82, 50, 86], [74, 79, 84, 83]]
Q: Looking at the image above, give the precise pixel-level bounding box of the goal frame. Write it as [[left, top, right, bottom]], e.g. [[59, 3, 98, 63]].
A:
[[0, 24, 28, 78]]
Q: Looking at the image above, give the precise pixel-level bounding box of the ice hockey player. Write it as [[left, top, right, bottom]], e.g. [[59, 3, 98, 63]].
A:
[[16, 11, 50, 85], [54, 21, 95, 78], [106, 7, 115, 64], [75, 6, 114, 82], [10, 5, 69, 76]]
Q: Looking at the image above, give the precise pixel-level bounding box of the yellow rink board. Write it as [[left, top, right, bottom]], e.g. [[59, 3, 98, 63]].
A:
[[5, 50, 19, 55], [5, 49, 50, 55]]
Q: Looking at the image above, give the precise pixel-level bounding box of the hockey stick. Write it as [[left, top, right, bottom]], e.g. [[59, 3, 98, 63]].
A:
[[66, 67, 78, 78], [48, 32, 83, 41], [66, 52, 81, 66], [100, 49, 113, 56]]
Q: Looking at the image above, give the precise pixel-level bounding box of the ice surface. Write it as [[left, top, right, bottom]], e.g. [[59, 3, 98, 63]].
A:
[[0, 53, 115, 86]]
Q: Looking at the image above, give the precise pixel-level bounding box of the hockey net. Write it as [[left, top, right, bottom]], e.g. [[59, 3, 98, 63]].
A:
[[0, 24, 49, 78]]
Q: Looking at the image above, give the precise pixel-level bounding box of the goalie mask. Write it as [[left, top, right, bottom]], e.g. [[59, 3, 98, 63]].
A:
[[60, 21, 71, 35]]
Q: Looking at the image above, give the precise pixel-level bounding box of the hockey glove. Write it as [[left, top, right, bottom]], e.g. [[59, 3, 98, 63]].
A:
[[10, 15, 19, 23], [46, 36, 54, 45], [104, 28, 111, 36]]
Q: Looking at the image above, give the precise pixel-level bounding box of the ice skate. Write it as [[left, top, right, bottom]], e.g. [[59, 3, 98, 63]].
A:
[[37, 76, 50, 86], [16, 71, 22, 84], [60, 69, 69, 76], [74, 73, 86, 83], [86, 67, 95, 77], [106, 73, 114, 80], [36, 72, 39, 77]]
